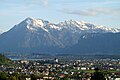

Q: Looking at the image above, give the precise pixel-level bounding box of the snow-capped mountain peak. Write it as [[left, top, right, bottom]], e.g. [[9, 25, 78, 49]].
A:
[[58, 20, 89, 31], [13, 17, 120, 33], [57, 19, 120, 33], [25, 17, 46, 27], [20, 17, 62, 32], [95, 25, 120, 33], [16, 17, 50, 32]]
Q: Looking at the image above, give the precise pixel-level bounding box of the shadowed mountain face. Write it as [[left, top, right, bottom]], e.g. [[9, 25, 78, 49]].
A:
[[66, 33, 120, 54], [0, 17, 120, 54]]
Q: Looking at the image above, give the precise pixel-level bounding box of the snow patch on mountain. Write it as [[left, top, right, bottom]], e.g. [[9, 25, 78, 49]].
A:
[[22, 17, 49, 32]]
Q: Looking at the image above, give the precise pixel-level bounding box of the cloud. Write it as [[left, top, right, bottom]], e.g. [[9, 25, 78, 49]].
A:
[[62, 8, 120, 17], [40, 0, 48, 6], [22, 0, 48, 7]]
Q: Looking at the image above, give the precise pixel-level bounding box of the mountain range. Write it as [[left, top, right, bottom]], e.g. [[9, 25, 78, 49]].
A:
[[0, 17, 120, 54]]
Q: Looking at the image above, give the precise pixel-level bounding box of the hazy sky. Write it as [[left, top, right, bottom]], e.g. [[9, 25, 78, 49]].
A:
[[0, 0, 120, 31]]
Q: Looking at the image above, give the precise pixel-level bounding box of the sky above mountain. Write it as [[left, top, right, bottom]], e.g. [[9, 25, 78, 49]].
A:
[[0, 0, 120, 31]]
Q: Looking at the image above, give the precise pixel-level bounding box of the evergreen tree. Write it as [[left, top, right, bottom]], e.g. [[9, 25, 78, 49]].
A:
[[91, 68, 106, 80], [0, 72, 8, 80]]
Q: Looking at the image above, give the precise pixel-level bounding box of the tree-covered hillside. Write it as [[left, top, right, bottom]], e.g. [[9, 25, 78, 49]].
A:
[[0, 54, 13, 66]]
